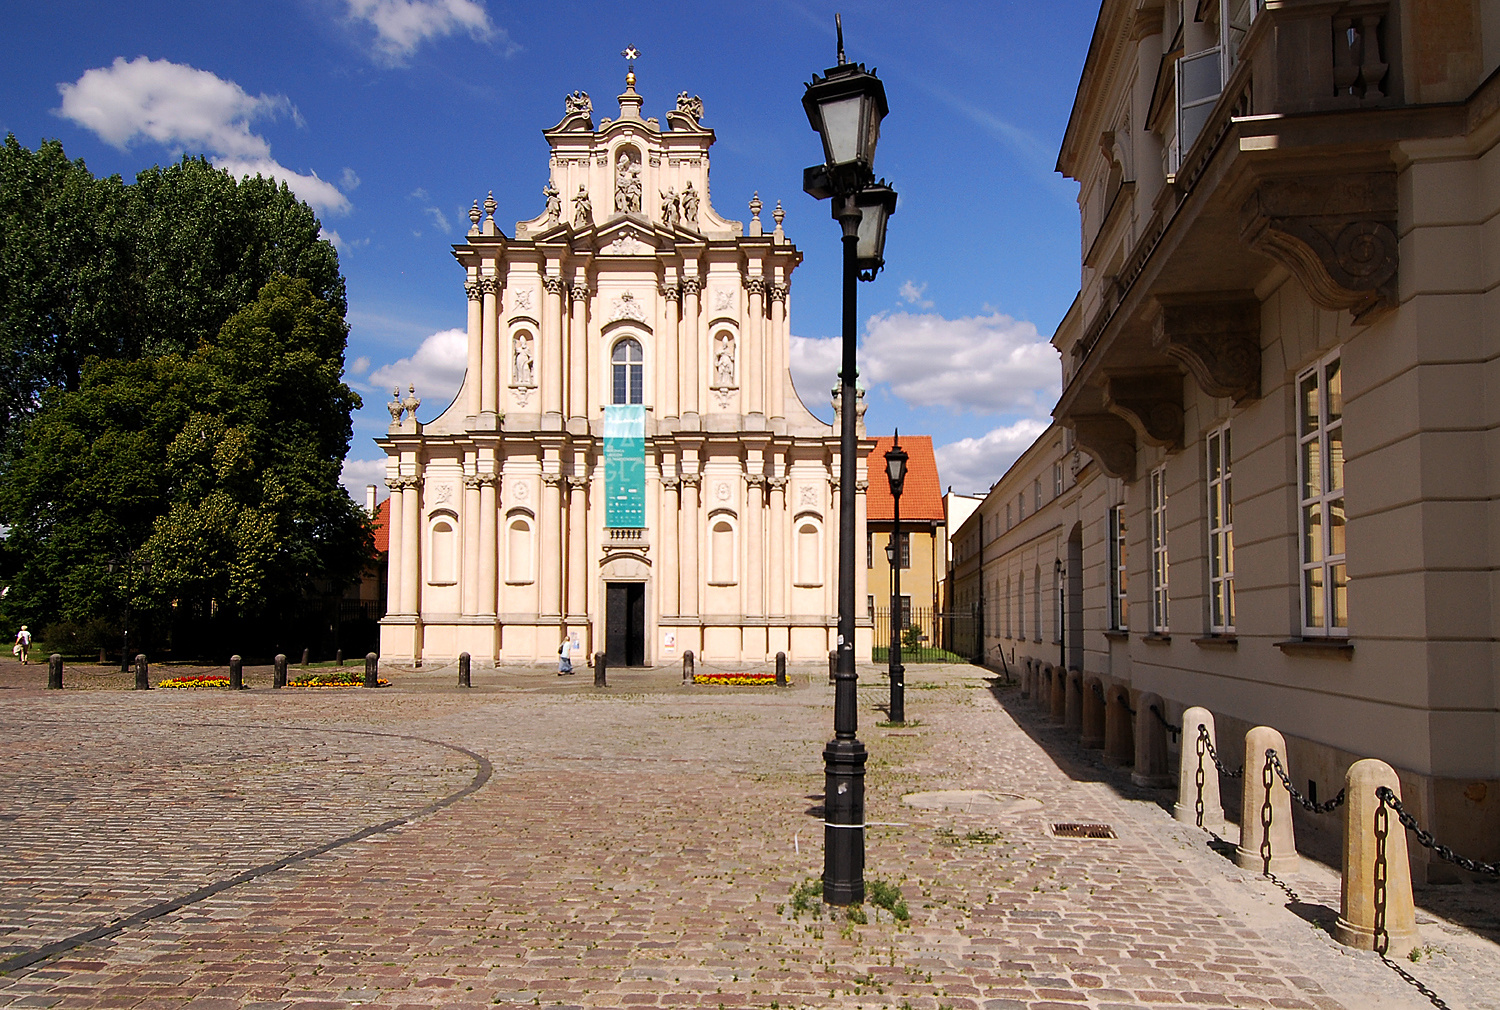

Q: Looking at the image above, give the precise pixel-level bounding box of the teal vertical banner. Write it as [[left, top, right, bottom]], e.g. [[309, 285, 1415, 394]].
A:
[[603, 404, 646, 528]]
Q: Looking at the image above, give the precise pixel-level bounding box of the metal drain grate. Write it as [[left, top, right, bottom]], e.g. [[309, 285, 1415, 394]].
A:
[[1052, 822, 1117, 839]]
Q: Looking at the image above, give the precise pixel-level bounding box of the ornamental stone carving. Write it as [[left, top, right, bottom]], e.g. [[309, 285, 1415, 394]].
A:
[[432, 483, 454, 504], [1240, 171, 1398, 323], [511, 480, 531, 503], [387, 476, 419, 491], [564, 90, 592, 117], [573, 185, 593, 227], [675, 92, 703, 122], [713, 289, 736, 312], [745, 278, 768, 297], [614, 150, 642, 213], [566, 475, 589, 490], [1151, 295, 1261, 403], [680, 277, 702, 296], [608, 291, 647, 323], [1071, 413, 1137, 480], [513, 289, 533, 311], [681, 182, 699, 227], [768, 283, 789, 303], [679, 472, 702, 487], [512, 334, 535, 386], [1103, 370, 1184, 449], [465, 281, 481, 301], [478, 277, 501, 296], [543, 277, 566, 296], [604, 233, 648, 255], [569, 283, 591, 304], [660, 283, 681, 302], [799, 485, 818, 509], [541, 472, 566, 487], [661, 475, 682, 489]]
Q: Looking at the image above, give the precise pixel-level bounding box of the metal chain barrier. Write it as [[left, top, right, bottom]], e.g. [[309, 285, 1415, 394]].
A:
[[1194, 730, 1207, 828], [1150, 703, 1181, 742], [1260, 753, 1275, 871], [1265, 750, 1346, 814], [1377, 786, 1500, 876], [1198, 725, 1243, 778]]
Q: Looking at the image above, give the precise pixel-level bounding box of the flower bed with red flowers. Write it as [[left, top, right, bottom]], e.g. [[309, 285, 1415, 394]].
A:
[[692, 672, 777, 686], [158, 674, 231, 689], [289, 670, 388, 688]]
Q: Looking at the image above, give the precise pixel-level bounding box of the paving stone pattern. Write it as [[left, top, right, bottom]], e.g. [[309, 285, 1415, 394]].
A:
[[0, 661, 1493, 1009]]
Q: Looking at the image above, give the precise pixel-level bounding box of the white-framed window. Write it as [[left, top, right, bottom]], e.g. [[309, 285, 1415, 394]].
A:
[[1109, 505, 1128, 631], [1053, 461, 1063, 496], [1149, 464, 1170, 633], [1207, 423, 1235, 633], [1017, 492, 1025, 521], [1033, 564, 1042, 640], [1298, 352, 1346, 636], [1033, 478, 1042, 510], [1017, 570, 1025, 640], [611, 337, 644, 404], [896, 531, 910, 569], [1006, 502, 1013, 529], [1004, 576, 1012, 638], [866, 531, 873, 569]]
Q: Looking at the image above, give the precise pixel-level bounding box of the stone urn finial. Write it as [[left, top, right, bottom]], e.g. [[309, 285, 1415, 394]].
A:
[[484, 191, 497, 220]]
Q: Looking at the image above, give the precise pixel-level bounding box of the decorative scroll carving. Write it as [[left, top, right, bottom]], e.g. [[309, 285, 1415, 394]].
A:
[[1071, 413, 1137, 480], [854, 480, 869, 493], [608, 291, 647, 323], [767, 476, 787, 491], [513, 289, 533, 312], [432, 483, 454, 504], [713, 289, 735, 312], [1103, 370, 1183, 449], [1241, 172, 1398, 323], [1151, 296, 1261, 403]]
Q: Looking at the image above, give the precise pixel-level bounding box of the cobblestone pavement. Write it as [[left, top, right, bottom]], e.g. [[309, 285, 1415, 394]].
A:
[[0, 658, 1494, 1009]]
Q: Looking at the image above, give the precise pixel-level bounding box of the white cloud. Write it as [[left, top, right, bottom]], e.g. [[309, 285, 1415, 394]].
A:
[[934, 420, 1053, 496], [788, 335, 845, 416], [899, 280, 934, 309], [345, 0, 503, 62], [861, 310, 1059, 415], [348, 355, 371, 376], [424, 205, 452, 233], [367, 328, 467, 417], [340, 457, 390, 501], [341, 167, 361, 191], [56, 57, 350, 215]]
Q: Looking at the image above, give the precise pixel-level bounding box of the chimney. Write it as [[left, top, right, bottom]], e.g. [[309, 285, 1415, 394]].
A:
[[366, 484, 378, 516]]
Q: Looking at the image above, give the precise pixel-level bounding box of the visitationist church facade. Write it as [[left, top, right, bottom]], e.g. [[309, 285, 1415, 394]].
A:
[[377, 71, 872, 668]]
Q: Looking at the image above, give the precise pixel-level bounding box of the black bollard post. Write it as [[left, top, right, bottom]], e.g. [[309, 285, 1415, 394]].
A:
[[594, 652, 607, 687], [682, 649, 695, 684], [458, 651, 471, 688], [48, 654, 62, 690], [364, 652, 378, 688], [229, 655, 243, 690], [335, 648, 343, 667], [98, 648, 107, 666], [134, 654, 149, 690], [776, 651, 787, 687], [828, 650, 837, 685], [273, 654, 287, 689], [300, 647, 310, 666]]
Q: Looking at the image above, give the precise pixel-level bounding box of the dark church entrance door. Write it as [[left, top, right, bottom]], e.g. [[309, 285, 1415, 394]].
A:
[[605, 582, 646, 667]]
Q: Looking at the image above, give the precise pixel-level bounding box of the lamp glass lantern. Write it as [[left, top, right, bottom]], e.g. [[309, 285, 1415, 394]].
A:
[[884, 438, 908, 496], [801, 62, 889, 182], [854, 182, 898, 278]]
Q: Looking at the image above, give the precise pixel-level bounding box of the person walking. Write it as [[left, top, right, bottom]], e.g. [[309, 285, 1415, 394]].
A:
[[558, 637, 573, 676], [13, 626, 30, 665]]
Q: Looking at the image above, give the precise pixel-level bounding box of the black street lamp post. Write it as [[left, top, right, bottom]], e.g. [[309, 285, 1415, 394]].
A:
[[107, 553, 151, 672], [884, 435, 908, 724], [802, 14, 897, 907], [1056, 557, 1066, 671]]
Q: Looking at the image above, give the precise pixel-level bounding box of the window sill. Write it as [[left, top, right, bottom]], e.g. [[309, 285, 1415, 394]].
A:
[[1103, 629, 1129, 641], [1192, 635, 1238, 649], [1275, 637, 1353, 658], [1141, 633, 1171, 644]]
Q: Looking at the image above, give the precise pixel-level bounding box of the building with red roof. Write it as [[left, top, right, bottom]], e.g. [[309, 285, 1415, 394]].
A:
[[865, 435, 948, 650]]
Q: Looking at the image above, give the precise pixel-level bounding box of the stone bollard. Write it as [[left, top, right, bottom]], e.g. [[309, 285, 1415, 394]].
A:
[[682, 650, 695, 684], [458, 651, 471, 689], [1064, 669, 1083, 733], [594, 652, 607, 687], [47, 654, 63, 690], [1020, 658, 1031, 699], [828, 650, 836, 684], [300, 647, 310, 666], [336, 649, 344, 667], [1103, 685, 1134, 766], [98, 647, 107, 666], [1042, 664, 1057, 713], [1334, 759, 1419, 957], [1049, 664, 1066, 723], [134, 654, 149, 690], [776, 651, 787, 687], [1235, 725, 1299, 873], [363, 652, 378, 688], [1080, 677, 1105, 749], [1132, 692, 1173, 787], [273, 654, 288, 689], [1173, 707, 1226, 832], [229, 655, 243, 691]]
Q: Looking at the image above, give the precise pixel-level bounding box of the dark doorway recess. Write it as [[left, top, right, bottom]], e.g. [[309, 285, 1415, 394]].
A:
[[605, 582, 646, 666]]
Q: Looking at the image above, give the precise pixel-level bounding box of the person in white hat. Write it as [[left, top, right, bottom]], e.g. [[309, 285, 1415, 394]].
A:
[[13, 626, 31, 665]]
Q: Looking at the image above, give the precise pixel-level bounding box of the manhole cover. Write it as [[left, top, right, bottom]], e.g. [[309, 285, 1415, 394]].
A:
[[902, 790, 1042, 816], [1052, 822, 1117, 839]]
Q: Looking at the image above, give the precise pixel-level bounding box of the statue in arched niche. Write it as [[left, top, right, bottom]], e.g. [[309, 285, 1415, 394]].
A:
[[614, 150, 641, 213], [513, 334, 534, 386], [714, 333, 736, 387]]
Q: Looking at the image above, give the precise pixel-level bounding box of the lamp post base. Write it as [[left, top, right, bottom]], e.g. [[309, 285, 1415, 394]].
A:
[[890, 664, 905, 724], [822, 736, 867, 905]]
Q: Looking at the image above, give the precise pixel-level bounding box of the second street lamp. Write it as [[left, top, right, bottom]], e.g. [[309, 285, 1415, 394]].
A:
[[885, 435, 908, 724], [802, 15, 897, 907]]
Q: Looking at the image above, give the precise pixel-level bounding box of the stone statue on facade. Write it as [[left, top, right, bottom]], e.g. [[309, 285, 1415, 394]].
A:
[[676, 92, 703, 122], [543, 180, 561, 225], [573, 185, 592, 227], [660, 187, 680, 228], [681, 181, 699, 227], [565, 90, 591, 117], [714, 333, 736, 387], [513, 334, 534, 386], [615, 152, 641, 213]]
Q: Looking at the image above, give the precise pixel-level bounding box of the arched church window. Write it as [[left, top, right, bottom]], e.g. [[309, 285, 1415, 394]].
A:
[[710, 518, 736, 585], [612, 338, 643, 404], [506, 516, 533, 584], [429, 518, 457, 585]]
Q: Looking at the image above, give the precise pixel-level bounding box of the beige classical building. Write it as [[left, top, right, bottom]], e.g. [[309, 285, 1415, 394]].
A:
[[377, 72, 871, 669], [955, 0, 1500, 874]]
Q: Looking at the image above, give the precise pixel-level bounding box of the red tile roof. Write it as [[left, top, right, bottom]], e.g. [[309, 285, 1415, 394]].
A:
[[866, 435, 945, 523], [372, 496, 390, 554]]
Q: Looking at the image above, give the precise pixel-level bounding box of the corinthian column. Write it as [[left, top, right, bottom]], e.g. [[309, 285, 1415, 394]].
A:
[[661, 283, 681, 419], [540, 471, 565, 617], [679, 472, 701, 617], [661, 475, 680, 615], [400, 474, 421, 616], [855, 477, 870, 629], [465, 281, 483, 416], [768, 283, 788, 421], [480, 277, 500, 415], [543, 276, 566, 419], [568, 281, 590, 421], [680, 277, 701, 417], [385, 476, 408, 615], [746, 278, 766, 416], [478, 474, 498, 617], [461, 473, 481, 615], [745, 475, 766, 617], [768, 475, 787, 617], [566, 474, 588, 618]]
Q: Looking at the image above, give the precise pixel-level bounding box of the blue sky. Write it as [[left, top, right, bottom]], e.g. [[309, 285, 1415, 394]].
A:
[[0, 0, 1099, 497]]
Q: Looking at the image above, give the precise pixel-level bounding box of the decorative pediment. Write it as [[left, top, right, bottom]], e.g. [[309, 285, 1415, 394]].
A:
[[1072, 414, 1137, 481], [593, 219, 658, 257], [1152, 295, 1261, 403], [1241, 172, 1398, 324], [1103, 369, 1184, 449]]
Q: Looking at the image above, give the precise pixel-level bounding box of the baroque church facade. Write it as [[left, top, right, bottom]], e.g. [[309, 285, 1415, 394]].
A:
[[378, 72, 871, 668]]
